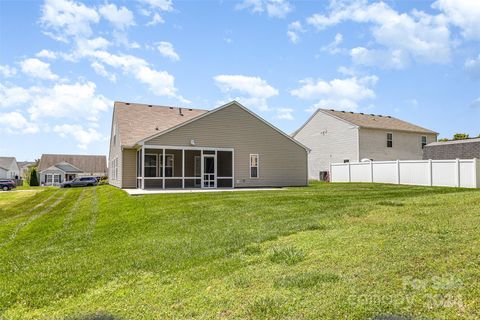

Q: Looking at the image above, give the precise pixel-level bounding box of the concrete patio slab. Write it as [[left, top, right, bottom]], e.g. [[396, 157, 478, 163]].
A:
[[123, 187, 285, 195]]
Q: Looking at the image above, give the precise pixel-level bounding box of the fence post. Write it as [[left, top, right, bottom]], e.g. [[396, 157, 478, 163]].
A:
[[455, 158, 460, 187], [396, 160, 400, 184], [473, 158, 478, 188], [348, 162, 351, 183], [428, 159, 433, 186], [370, 161, 374, 183]]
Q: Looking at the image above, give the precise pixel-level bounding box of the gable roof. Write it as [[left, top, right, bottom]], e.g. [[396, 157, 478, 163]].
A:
[[136, 100, 310, 151], [54, 162, 84, 173], [426, 137, 480, 146], [0, 157, 16, 171], [317, 109, 437, 134], [17, 161, 35, 169], [114, 101, 208, 147], [38, 154, 107, 173]]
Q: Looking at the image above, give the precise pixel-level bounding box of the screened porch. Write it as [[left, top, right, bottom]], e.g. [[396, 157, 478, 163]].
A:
[[136, 146, 234, 189]]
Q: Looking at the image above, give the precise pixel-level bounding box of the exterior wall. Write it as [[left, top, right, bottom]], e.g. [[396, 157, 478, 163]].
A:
[[40, 169, 65, 186], [143, 103, 308, 187], [359, 128, 436, 161], [108, 112, 122, 188], [293, 111, 359, 179], [423, 140, 480, 160], [0, 168, 7, 179], [122, 148, 137, 188]]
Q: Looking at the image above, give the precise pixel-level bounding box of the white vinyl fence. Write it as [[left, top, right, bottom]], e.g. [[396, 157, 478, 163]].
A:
[[330, 159, 480, 188]]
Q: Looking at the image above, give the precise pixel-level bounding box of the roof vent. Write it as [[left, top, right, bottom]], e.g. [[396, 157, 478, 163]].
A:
[[378, 115, 383, 117], [169, 107, 174, 110], [148, 105, 153, 107], [341, 111, 346, 113], [155, 127, 159, 130], [330, 109, 334, 111], [387, 116, 392, 118], [188, 108, 193, 111], [360, 113, 364, 115], [350, 111, 354, 114], [370, 114, 375, 116], [125, 103, 130, 105]]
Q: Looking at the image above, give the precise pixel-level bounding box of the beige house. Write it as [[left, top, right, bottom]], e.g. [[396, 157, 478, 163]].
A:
[[292, 109, 437, 180], [108, 101, 308, 189], [38, 154, 107, 186]]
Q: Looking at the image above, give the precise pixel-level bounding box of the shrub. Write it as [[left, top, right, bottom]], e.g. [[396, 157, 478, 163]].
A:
[[29, 168, 39, 186]]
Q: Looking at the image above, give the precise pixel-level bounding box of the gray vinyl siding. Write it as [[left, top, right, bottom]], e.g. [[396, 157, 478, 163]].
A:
[[122, 148, 137, 188], [293, 111, 359, 179], [359, 128, 436, 161], [108, 113, 122, 188], [144, 103, 308, 187]]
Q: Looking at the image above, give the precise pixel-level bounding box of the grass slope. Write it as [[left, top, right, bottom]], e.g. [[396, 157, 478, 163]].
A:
[[0, 183, 479, 319]]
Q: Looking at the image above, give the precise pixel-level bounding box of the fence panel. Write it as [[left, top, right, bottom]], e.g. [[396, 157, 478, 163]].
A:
[[330, 159, 479, 188]]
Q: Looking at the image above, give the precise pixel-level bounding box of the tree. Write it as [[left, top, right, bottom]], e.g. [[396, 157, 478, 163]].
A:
[[453, 133, 469, 140], [438, 138, 449, 142], [29, 168, 39, 186]]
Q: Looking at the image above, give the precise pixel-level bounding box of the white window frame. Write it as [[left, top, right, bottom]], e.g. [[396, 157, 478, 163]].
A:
[[421, 135, 427, 149], [387, 132, 393, 148], [249, 154, 259, 179], [162, 154, 174, 177], [145, 153, 158, 177]]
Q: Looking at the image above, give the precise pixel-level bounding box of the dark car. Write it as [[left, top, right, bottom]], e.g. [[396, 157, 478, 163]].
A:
[[60, 177, 98, 188], [0, 180, 16, 191]]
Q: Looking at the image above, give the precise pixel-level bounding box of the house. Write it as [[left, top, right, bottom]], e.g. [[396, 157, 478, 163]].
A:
[[0, 157, 20, 179], [292, 109, 437, 180], [38, 154, 107, 186], [108, 101, 308, 189], [423, 137, 480, 160], [17, 161, 35, 178]]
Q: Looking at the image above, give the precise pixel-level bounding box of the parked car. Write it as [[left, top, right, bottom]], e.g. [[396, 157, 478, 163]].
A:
[[0, 179, 16, 191], [60, 177, 98, 188]]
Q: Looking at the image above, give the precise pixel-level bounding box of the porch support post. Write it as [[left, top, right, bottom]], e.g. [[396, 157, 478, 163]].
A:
[[200, 149, 204, 189], [214, 150, 217, 188], [182, 149, 185, 189], [162, 148, 166, 189], [141, 145, 145, 189]]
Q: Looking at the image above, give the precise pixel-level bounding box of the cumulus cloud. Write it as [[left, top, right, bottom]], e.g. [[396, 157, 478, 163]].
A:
[[20, 58, 59, 80], [36, 49, 58, 59], [40, 0, 100, 41], [0, 84, 33, 108], [465, 54, 480, 79], [0, 111, 39, 134], [433, 0, 480, 40], [53, 124, 106, 149], [306, 0, 452, 68], [214, 74, 279, 111], [291, 75, 378, 111], [321, 33, 344, 54], [276, 108, 294, 120], [236, 0, 292, 18], [350, 47, 409, 69], [99, 3, 135, 30], [138, 0, 173, 26], [90, 62, 116, 82], [0, 65, 17, 77], [157, 41, 180, 61], [287, 21, 305, 44]]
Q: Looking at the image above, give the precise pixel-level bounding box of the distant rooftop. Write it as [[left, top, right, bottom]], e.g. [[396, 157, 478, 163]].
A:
[[427, 137, 480, 146], [319, 109, 437, 134]]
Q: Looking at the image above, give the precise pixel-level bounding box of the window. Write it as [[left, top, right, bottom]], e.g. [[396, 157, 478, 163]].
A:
[[115, 158, 118, 180], [161, 154, 174, 177], [145, 154, 157, 177], [387, 133, 393, 148], [421, 136, 427, 149], [343, 159, 350, 163], [250, 154, 259, 178]]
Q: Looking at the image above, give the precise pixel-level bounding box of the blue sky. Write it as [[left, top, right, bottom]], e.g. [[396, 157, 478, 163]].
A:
[[0, 0, 479, 161]]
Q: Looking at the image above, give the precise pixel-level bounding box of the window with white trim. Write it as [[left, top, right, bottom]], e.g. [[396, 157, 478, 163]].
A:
[[145, 154, 157, 177], [387, 133, 393, 148], [421, 136, 427, 149], [250, 154, 259, 178]]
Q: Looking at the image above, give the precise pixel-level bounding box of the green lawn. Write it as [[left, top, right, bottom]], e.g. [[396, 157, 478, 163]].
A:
[[0, 183, 479, 319]]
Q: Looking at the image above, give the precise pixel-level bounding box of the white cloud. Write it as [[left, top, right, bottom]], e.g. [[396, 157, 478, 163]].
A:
[[471, 97, 480, 108], [0, 65, 17, 77], [236, 0, 292, 18], [287, 21, 305, 44], [321, 33, 344, 54], [350, 47, 409, 69], [28, 81, 111, 122], [146, 13, 164, 26], [138, 0, 173, 26], [214, 74, 279, 111], [306, 0, 452, 68], [20, 58, 59, 80], [139, 0, 173, 11], [0, 84, 33, 108], [291, 75, 378, 111], [157, 41, 180, 61], [53, 124, 105, 149], [91, 62, 116, 82], [36, 49, 58, 59], [0, 112, 39, 134], [433, 0, 480, 40], [40, 0, 100, 41], [99, 3, 135, 30], [465, 54, 480, 79], [276, 108, 294, 120]]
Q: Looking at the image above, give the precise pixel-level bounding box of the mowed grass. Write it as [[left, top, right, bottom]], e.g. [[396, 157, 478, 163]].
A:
[[0, 182, 479, 319]]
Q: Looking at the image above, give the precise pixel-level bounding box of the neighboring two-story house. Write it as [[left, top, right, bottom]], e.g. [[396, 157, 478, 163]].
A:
[[292, 109, 438, 180]]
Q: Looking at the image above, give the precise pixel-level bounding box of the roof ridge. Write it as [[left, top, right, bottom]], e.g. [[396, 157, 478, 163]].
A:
[[114, 101, 208, 112]]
